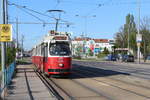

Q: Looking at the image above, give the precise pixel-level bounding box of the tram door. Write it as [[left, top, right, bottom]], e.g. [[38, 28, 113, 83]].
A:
[[43, 43, 48, 72]]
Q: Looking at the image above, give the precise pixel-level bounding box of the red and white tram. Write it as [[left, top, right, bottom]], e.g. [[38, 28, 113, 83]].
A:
[[32, 31, 72, 76]]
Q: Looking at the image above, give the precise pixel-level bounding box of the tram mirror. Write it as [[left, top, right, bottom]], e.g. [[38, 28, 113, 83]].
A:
[[44, 43, 48, 47]]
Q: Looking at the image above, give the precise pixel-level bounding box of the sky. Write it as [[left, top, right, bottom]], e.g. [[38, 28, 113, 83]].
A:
[[8, 0, 150, 50]]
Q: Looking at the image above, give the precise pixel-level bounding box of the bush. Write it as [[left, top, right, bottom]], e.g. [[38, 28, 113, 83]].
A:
[[97, 53, 106, 58], [73, 56, 81, 59], [0, 47, 16, 69], [103, 47, 109, 55], [6, 47, 16, 66]]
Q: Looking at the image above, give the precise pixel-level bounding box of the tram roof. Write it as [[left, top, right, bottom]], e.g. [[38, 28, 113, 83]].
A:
[[32, 31, 71, 48]]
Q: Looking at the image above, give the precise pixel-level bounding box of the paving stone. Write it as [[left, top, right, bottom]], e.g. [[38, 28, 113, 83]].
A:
[[5, 64, 56, 100]]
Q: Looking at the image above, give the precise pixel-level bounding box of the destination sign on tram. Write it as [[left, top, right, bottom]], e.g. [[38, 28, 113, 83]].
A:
[[54, 36, 67, 40]]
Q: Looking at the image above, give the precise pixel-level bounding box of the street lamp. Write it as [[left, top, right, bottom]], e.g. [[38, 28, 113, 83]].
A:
[[128, 21, 130, 55], [137, 0, 141, 64], [75, 14, 96, 37], [75, 15, 96, 58]]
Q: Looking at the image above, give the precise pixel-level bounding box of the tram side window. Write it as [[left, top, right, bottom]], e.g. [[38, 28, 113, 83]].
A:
[[41, 44, 44, 56], [37, 47, 39, 56], [42, 44, 48, 57], [36, 47, 37, 56], [40, 45, 42, 56], [44, 43, 48, 57], [41, 43, 48, 62]]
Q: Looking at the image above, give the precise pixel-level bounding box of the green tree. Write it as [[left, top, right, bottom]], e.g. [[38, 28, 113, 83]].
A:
[[0, 47, 16, 70], [6, 47, 16, 66], [88, 49, 93, 56], [140, 17, 150, 60], [103, 47, 109, 55], [115, 14, 137, 55], [75, 44, 82, 57], [97, 47, 109, 58]]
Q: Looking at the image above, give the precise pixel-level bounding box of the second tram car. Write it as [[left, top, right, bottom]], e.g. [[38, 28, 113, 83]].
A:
[[32, 31, 72, 76]]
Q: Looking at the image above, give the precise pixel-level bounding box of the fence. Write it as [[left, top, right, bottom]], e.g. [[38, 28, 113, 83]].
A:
[[0, 62, 16, 95]]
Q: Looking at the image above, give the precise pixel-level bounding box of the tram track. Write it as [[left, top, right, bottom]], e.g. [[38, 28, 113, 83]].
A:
[[48, 77, 75, 100], [24, 69, 34, 100], [34, 70, 111, 100], [32, 62, 150, 100], [51, 77, 112, 100], [73, 68, 150, 99], [32, 65, 111, 99], [33, 67, 73, 100], [69, 78, 114, 100], [73, 65, 150, 89]]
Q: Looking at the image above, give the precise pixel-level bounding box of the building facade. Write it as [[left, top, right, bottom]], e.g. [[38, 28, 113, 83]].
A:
[[72, 37, 114, 57]]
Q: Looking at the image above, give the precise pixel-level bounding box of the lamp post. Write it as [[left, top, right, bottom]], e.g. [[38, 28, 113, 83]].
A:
[[0, 0, 7, 98], [137, 0, 141, 64], [21, 35, 24, 60], [75, 15, 96, 57], [75, 15, 96, 37], [16, 17, 19, 48], [128, 21, 130, 55]]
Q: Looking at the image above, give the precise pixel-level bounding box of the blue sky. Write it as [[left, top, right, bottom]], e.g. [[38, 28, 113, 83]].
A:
[[8, 0, 150, 50]]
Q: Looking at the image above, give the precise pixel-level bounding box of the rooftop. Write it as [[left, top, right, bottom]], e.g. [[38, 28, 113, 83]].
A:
[[73, 37, 109, 43]]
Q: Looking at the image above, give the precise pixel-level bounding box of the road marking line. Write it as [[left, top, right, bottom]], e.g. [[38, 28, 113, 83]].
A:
[[98, 82, 110, 86]]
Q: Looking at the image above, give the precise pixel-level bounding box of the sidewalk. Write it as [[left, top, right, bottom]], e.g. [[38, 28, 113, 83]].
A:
[[5, 63, 56, 100]]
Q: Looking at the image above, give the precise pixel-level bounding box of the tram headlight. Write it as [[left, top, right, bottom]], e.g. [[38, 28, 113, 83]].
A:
[[59, 64, 64, 67], [51, 40, 56, 43]]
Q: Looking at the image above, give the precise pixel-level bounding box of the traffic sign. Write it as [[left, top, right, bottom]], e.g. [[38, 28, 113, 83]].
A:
[[136, 34, 142, 43], [115, 48, 129, 51], [137, 42, 141, 47], [0, 24, 12, 42]]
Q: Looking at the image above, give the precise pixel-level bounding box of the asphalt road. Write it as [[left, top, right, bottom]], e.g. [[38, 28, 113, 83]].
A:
[[51, 60, 150, 100], [72, 60, 150, 80]]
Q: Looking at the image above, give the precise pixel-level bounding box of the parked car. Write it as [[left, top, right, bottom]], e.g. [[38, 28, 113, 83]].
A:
[[122, 55, 134, 62], [146, 55, 150, 60], [105, 54, 117, 61]]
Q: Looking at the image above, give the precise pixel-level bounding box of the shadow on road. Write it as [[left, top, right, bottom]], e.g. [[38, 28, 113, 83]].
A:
[[70, 64, 130, 79], [16, 61, 32, 65]]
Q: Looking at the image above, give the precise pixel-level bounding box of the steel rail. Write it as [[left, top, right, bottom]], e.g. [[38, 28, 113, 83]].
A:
[[50, 76, 112, 100], [24, 69, 34, 100], [69, 78, 113, 100], [33, 67, 73, 100], [49, 78, 75, 100], [34, 68, 64, 100], [73, 68, 150, 99], [73, 61, 150, 80], [74, 66, 150, 89]]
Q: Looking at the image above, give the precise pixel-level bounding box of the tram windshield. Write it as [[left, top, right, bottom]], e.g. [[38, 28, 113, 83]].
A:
[[49, 42, 71, 56]]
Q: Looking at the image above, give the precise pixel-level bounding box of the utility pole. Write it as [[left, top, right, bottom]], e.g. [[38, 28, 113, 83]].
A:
[[21, 35, 24, 60], [80, 33, 85, 57], [16, 17, 18, 49], [128, 22, 130, 55], [137, 0, 141, 64], [75, 15, 96, 37], [0, 0, 7, 98], [5, 0, 8, 24], [76, 15, 96, 58]]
